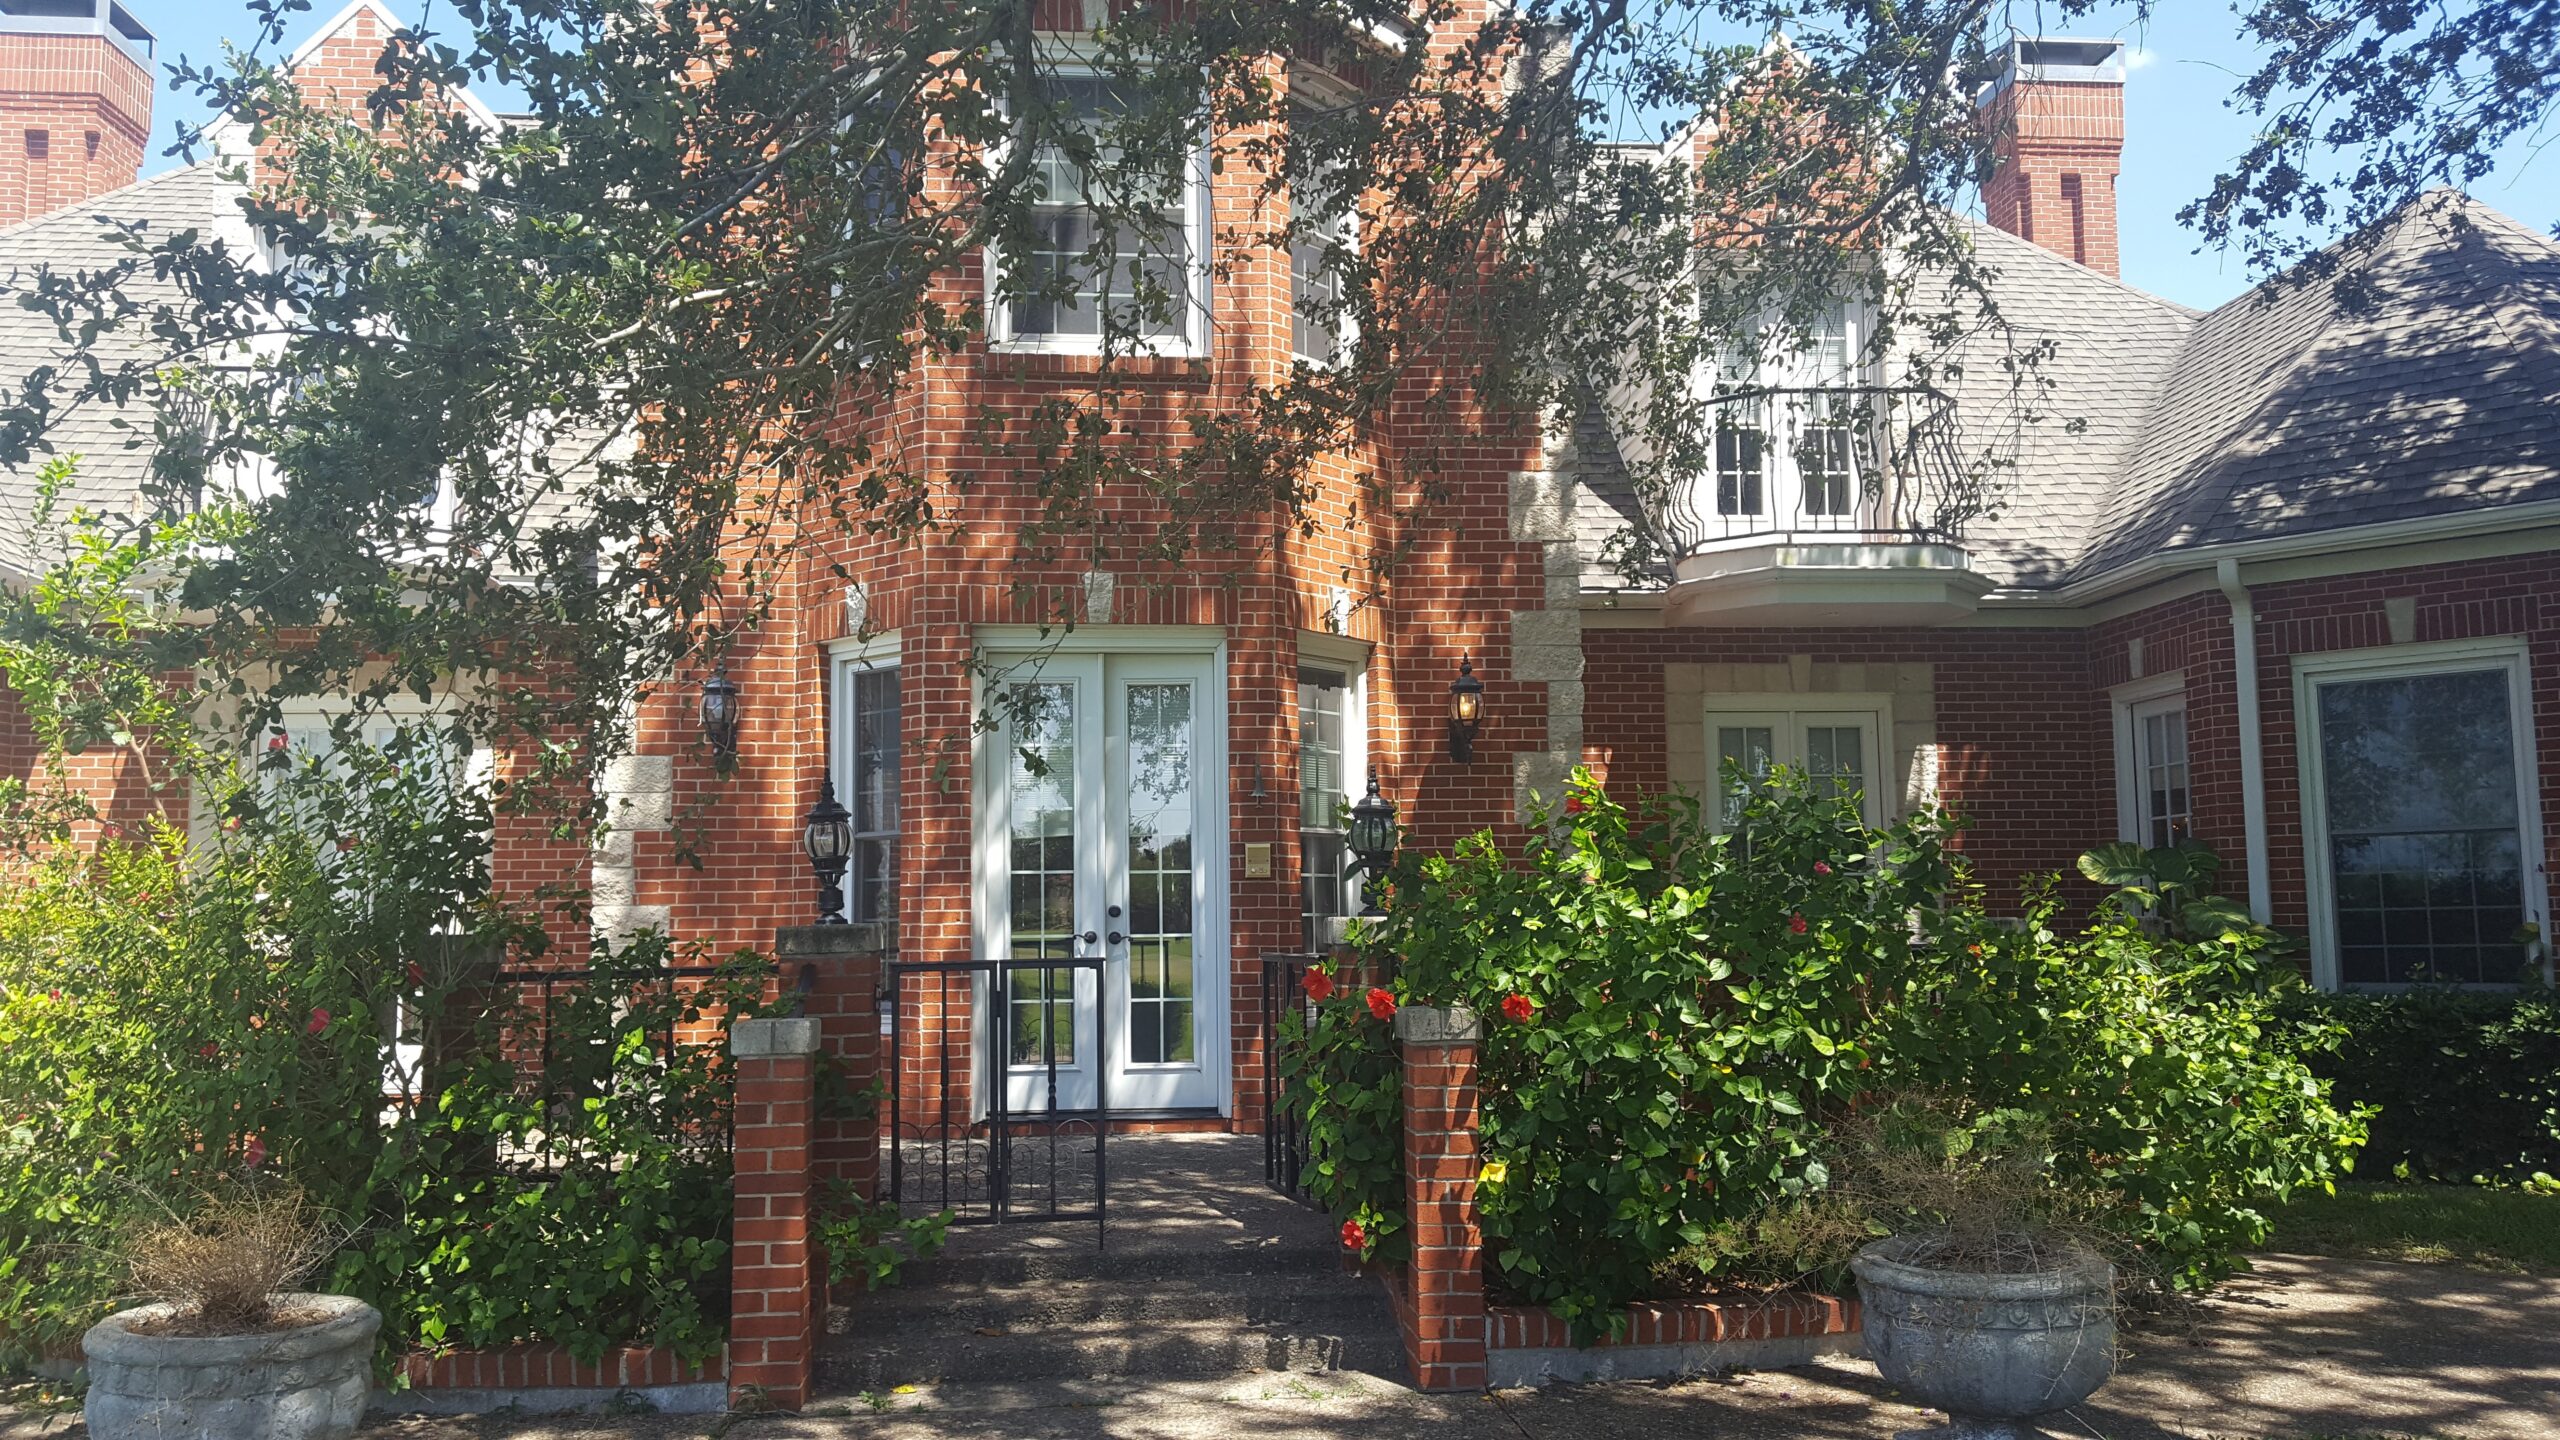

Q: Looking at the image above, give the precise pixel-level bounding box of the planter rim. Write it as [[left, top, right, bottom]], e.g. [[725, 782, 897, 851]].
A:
[[83, 1293, 381, 1370], [1851, 1237, 2113, 1302]]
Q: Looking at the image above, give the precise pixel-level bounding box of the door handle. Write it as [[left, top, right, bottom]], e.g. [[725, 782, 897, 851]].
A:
[[1079, 930, 1099, 946], [1108, 931, 1126, 946]]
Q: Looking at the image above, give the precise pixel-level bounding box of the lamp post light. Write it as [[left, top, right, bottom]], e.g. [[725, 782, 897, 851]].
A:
[[803, 777, 854, 924], [699, 662, 742, 766], [1346, 767, 1399, 918], [1447, 656, 1484, 763]]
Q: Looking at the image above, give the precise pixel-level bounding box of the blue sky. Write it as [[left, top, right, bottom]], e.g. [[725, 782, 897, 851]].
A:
[[129, 0, 2558, 312]]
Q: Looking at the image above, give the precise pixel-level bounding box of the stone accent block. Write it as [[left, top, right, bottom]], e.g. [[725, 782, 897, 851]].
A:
[[1510, 608, 1584, 683], [1507, 470, 1575, 543], [730, 1017, 821, 1059], [1392, 1004, 1482, 1046]]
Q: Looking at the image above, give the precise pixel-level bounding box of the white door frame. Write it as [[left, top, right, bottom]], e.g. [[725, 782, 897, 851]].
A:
[[970, 627, 1232, 1115], [2292, 636, 2551, 990]]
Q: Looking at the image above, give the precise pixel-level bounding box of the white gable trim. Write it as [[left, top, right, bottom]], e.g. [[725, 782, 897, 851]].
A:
[[282, 0, 505, 134]]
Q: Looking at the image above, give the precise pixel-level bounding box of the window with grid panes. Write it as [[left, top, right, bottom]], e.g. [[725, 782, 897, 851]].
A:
[[1298, 668, 1354, 947], [1008, 75, 1198, 345]]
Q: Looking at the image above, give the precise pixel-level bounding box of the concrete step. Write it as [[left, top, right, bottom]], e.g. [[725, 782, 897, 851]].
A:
[[817, 1313, 1407, 1389], [838, 1271, 1395, 1332], [889, 1232, 1352, 1290]]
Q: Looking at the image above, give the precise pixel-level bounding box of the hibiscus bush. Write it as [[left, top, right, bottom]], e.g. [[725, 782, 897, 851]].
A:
[[1286, 768, 2366, 1339]]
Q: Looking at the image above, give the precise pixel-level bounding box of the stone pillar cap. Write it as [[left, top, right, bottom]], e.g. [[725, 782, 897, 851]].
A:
[[1392, 1004, 1482, 1046], [774, 922, 892, 958], [731, 1016, 821, 1058]]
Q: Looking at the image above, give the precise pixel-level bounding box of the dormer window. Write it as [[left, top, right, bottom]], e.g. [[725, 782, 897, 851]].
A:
[[990, 72, 1208, 355], [1697, 300, 1880, 535]]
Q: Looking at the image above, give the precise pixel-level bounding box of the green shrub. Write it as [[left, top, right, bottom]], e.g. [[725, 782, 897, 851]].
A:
[[2289, 985, 2560, 1184], [1286, 770, 2368, 1338], [1887, 881, 2370, 1294], [0, 779, 768, 1370]]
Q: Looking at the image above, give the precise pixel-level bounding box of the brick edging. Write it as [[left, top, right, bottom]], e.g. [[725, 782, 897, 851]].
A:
[[393, 1343, 724, 1392], [1488, 1292, 1860, 1350]]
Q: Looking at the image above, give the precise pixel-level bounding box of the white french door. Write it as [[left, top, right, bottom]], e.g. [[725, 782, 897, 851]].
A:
[[977, 646, 1227, 1114]]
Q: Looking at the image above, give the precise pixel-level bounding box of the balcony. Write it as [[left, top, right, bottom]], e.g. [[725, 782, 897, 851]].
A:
[[1655, 386, 1995, 627]]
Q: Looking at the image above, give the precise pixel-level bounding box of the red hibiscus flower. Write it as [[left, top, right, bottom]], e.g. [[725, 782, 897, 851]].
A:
[[1501, 993, 1536, 1024], [1303, 966, 1335, 1002], [1788, 912, 1809, 935], [242, 1135, 267, 1169], [406, 962, 427, 987], [1366, 988, 1397, 1022], [198, 1043, 217, 1059], [1813, 861, 1832, 877], [1563, 795, 1588, 816], [306, 1008, 331, 1035], [1341, 1219, 1365, 1250]]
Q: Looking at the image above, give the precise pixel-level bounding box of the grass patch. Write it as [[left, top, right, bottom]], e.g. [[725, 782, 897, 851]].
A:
[[2263, 1184, 2560, 1273]]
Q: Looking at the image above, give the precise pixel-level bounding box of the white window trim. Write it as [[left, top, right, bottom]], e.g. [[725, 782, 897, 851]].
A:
[[1703, 691, 1895, 830], [982, 53, 1214, 359], [2110, 670, 2187, 845], [828, 631, 901, 926], [1297, 632, 1371, 946], [2292, 637, 2552, 991]]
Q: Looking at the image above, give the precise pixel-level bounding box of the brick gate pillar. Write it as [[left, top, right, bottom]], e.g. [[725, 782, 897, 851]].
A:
[[776, 922, 891, 1198], [728, 1016, 820, 1411], [1394, 1003, 1487, 1391]]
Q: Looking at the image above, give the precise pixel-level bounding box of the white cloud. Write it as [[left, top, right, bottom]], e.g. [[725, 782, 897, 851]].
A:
[[2124, 46, 2160, 70]]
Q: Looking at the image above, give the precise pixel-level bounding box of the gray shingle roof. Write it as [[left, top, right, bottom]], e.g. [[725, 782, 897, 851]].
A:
[[2072, 192, 2560, 578], [0, 161, 246, 579], [1573, 190, 2560, 594]]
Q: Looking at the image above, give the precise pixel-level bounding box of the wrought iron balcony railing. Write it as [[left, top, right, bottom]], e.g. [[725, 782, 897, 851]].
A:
[[1655, 385, 1978, 562]]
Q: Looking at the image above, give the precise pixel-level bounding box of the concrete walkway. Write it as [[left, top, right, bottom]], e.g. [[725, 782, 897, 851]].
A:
[[7, 1253, 2555, 1439]]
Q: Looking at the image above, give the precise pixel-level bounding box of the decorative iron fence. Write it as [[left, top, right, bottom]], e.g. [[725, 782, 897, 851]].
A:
[[1654, 385, 1978, 560]]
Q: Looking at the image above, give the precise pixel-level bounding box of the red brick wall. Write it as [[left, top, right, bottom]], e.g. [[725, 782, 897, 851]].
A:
[[0, 28, 147, 227], [1582, 625, 2112, 907], [619, 15, 1548, 1126], [2094, 554, 2560, 943]]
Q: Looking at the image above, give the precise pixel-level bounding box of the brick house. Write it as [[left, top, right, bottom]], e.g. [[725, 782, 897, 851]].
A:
[[4, 4, 2556, 1146]]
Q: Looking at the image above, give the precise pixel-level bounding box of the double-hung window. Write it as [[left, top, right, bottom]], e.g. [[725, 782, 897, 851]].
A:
[[1297, 652, 1366, 947], [831, 646, 901, 924], [1705, 696, 1889, 830], [996, 72, 1205, 352], [1288, 155, 1355, 366], [2295, 641, 2549, 988]]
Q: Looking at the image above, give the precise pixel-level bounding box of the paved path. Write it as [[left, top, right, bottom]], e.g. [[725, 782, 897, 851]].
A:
[[8, 1253, 2555, 1439]]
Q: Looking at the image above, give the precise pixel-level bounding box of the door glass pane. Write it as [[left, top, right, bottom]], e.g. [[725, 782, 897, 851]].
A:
[[1006, 682, 1076, 1064], [1804, 725, 1866, 813], [1715, 724, 1776, 827], [2319, 669, 2529, 985], [1126, 683, 1196, 1066]]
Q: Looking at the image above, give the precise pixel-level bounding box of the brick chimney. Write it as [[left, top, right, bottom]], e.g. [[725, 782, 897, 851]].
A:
[[1976, 37, 2125, 277], [0, 0, 152, 228]]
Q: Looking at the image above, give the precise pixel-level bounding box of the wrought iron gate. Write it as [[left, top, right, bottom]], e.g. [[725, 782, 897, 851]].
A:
[[885, 957, 1107, 1244], [1260, 953, 1317, 1198]]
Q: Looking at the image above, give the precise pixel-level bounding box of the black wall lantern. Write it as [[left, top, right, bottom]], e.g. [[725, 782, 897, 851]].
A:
[[803, 776, 854, 924], [1447, 656, 1485, 763], [699, 662, 742, 765], [1346, 767, 1398, 916]]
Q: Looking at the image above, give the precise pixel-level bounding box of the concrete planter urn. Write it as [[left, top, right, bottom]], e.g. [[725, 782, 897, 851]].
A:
[[1850, 1238, 2115, 1440], [81, 1293, 380, 1440]]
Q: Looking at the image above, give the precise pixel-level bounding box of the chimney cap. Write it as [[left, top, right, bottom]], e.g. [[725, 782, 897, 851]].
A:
[[1975, 36, 2125, 107], [0, 1, 154, 65]]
